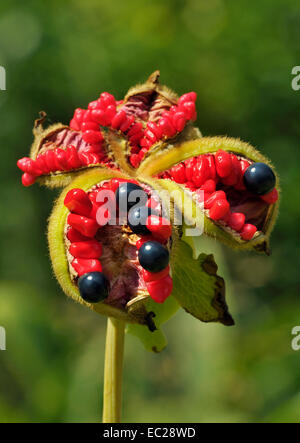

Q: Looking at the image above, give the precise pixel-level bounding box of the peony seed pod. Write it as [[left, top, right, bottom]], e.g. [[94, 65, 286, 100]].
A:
[[17, 72, 279, 352]]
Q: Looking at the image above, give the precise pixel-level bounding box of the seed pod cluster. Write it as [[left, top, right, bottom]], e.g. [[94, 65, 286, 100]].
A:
[[17, 72, 279, 336]]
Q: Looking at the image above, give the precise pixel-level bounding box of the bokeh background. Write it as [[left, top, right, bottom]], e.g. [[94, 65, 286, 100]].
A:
[[0, 0, 299, 423]]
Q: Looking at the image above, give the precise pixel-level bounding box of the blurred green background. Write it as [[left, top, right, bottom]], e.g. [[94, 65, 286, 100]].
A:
[[0, 0, 300, 423]]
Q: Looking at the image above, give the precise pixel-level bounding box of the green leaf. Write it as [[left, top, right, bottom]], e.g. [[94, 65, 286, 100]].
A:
[[172, 239, 234, 326]]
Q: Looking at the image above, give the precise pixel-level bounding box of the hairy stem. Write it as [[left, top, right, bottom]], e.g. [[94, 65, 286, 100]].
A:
[[102, 318, 125, 423]]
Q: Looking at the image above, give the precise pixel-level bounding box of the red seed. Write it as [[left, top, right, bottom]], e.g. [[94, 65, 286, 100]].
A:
[[105, 105, 117, 124], [44, 150, 57, 172], [88, 190, 99, 204], [215, 150, 232, 178], [209, 199, 230, 220], [120, 115, 134, 132], [72, 108, 85, 128], [128, 122, 143, 137], [110, 178, 124, 192], [111, 110, 127, 129], [82, 110, 93, 123], [146, 215, 172, 240], [235, 159, 250, 190], [90, 109, 107, 125], [142, 265, 170, 283], [72, 258, 102, 277], [185, 181, 197, 191], [185, 157, 196, 181], [147, 122, 162, 139], [204, 190, 227, 209], [146, 275, 173, 303], [168, 105, 177, 114], [21, 172, 36, 186], [67, 214, 98, 238], [206, 155, 216, 181], [221, 211, 231, 224], [54, 148, 69, 170], [172, 111, 186, 132], [200, 179, 216, 193], [88, 100, 101, 110], [192, 156, 209, 187], [67, 227, 90, 243], [65, 146, 82, 169], [69, 240, 102, 259], [81, 121, 99, 132], [64, 188, 92, 216], [222, 154, 241, 186], [36, 154, 50, 174], [99, 92, 116, 108], [144, 129, 157, 144], [228, 212, 245, 232], [70, 118, 81, 131], [129, 154, 140, 168], [139, 148, 148, 160], [158, 116, 176, 137], [80, 143, 102, 154], [89, 202, 100, 220], [82, 130, 103, 144], [261, 188, 278, 204], [180, 101, 196, 120], [240, 224, 257, 240], [17, 157, 42, 176], [140, 137, 152, 148], [178, 92, 197, 106], [170, 163, 186, 184], [79, 152, 101, 166]]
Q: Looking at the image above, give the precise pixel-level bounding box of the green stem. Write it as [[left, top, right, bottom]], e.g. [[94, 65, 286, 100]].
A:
[[102, 318, 125, 423]]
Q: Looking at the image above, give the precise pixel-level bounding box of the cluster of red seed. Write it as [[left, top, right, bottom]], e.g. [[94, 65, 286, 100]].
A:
[[129, 92, 197, 168], [64, 179, 173, 303], [17, 90, 198, 186], [160, 150, 279, 241], [70, 91, 197, 169], [17, 144, 107, 187]]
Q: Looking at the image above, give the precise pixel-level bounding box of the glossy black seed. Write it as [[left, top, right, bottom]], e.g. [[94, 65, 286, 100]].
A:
[[128, 205, 158, 235], [138, 241, 169, 273], [115, 182, 147, 211], [243, 162, 276, 195], [78, 272, 109, 303]]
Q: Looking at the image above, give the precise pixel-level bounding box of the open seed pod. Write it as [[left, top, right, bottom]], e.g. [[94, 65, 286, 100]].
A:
[[16, 71, 201, 187], [49, 168, 233, 351], [49, 168, 175, 325], [138, 136, 279, 255], [17, 72, 279, 351]]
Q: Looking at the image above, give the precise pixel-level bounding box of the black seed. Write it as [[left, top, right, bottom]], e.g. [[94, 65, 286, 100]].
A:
[[115, 182, 147, 211], [128, 205, 158, 235], [78, 272, 109, 303], [138, 241, 169, 273], [243, 162, 276, 195]]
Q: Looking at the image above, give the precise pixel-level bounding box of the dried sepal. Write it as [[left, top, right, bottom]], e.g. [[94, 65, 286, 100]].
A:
[[122, 70, 179, 122]]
